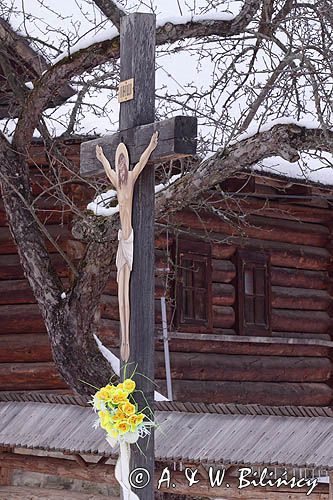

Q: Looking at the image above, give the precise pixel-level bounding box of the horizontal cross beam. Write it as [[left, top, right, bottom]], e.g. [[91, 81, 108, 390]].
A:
[[80, 115, 197, 177]]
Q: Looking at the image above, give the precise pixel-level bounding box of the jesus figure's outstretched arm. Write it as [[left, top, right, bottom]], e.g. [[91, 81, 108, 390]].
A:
[[96, 145, 118, 188], [132, 131, 159, 182]]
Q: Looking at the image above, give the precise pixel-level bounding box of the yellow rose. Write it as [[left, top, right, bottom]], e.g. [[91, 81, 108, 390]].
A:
[[121, 402, 136, 416], [98, 387, 111, 401], [105, 384, 116, 394], [112, 409, 126, 422], [115, 420, 130, 435], [105, 425, 119, 438], [123, 379, 136, 393], [127, 414, 138, 431], [98, 410, 111, 429], [112, 389, 129, 405], [128, 413, 145, 431], [104, 422, 114, 434], [110, 428, 119, 439], [135, 413, 145, 425]]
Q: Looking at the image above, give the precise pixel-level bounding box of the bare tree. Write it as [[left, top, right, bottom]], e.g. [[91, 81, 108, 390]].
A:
[[0, 0, 332, 395]]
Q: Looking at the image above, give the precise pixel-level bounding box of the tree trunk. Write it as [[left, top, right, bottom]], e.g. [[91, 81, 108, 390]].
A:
[[42, 304, 114, 396], [0, 142, 116, 396]]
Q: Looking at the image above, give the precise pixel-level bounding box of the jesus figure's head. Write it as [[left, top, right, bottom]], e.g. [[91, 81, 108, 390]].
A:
[[118, 153, 128, 187], [115, 143, 129, 188]]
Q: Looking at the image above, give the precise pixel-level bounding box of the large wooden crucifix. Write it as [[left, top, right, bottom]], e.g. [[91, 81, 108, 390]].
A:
[[80, 12, 197, 500]]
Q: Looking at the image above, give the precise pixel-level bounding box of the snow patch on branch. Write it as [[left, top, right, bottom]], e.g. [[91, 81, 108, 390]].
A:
[[233, 117, 323, 144], [52, 11, 234, 65], [87, 189, 118, 216], [53, 26, 119, 65], [157, 11, 235, 28], [88, 174, 182, 217]]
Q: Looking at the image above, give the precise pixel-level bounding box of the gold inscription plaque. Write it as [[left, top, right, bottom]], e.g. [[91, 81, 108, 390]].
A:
[[118, 78, 134, 103]]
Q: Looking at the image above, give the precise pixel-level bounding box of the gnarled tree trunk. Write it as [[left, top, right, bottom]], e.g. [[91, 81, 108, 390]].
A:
[[0, 140, 116, 396]]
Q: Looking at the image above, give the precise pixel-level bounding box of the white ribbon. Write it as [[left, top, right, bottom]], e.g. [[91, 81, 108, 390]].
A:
[[107, 432, 140, 500]]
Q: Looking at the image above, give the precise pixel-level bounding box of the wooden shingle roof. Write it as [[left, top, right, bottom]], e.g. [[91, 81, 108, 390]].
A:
[[0, 393, 332, 469]]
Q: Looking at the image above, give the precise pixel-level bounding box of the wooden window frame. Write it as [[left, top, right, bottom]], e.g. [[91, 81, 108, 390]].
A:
[[237, 249, 271, 336], [175, 239, 212, 332]]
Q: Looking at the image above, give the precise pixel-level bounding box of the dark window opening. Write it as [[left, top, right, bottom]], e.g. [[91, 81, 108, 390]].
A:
[[237, 250, 271, 335]]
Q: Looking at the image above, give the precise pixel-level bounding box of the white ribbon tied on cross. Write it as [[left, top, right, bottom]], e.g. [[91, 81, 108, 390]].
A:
[[107, 432, 140, 500]]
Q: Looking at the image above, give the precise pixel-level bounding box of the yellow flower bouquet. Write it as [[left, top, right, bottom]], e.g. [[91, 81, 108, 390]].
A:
[[91, 378, 154, 446]]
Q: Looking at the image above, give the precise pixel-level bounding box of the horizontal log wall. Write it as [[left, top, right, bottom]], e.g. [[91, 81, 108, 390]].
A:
[[0, 148, 332, 406], [97, 190, 333, 406], [0, 163, 74, 393]]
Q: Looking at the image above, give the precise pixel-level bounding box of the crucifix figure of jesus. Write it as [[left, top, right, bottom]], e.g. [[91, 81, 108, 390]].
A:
[[96, 132, 159, 361]]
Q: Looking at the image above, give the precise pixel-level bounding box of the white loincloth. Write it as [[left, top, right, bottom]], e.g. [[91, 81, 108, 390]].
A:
[[116, 229, 134, 282]]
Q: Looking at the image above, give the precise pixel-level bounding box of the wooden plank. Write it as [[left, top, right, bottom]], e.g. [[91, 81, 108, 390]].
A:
[[101, 296, 172, 323], [0, 453, 117, 486], [0, 362, 66, 390], [0, 200, 72, 226], [212, 283, 235, 306], [159, 337, 332, 357], [212, 244, 237, 260], [0, 304, 46, 334], [213, 305, 235, 328], [212, 259, 236, 283], [27, 141, 81, 166], [0, 486, 116, 500], [272, 286, 331, 310], [206, 193, 333, 223], [175, 210, 329, 247], [0, 226, 71, 254], [0, 280, 35, 304], [155, 352, 332, 382], [0, 334, 52, 362], [80, 116, 197, 176], [112, 347, 332, 381], [272, 309, 332, 333], [156, 380, 333, 406], [0, 455, 328, 500], [0, 254, 68, 280], [0, 447, 12, 486], [271, 266, 328, 289], [119, 13, 156, 500], [167, 332, 333, 348], [211, 238, 331, 270]]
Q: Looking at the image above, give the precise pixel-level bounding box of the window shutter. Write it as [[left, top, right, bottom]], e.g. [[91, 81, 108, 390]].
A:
[[237, 250, 271, 336], [175, 240, 212, 330]]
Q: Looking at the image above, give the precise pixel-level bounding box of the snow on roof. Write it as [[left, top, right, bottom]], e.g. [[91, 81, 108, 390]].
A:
[[253, 154, 333, 188]]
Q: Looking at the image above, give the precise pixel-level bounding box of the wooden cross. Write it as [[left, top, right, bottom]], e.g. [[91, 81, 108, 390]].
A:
[[80, 13, 197, 500]]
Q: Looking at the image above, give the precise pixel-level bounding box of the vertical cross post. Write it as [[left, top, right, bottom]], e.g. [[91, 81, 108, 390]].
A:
[[119, 13, 155, 500]]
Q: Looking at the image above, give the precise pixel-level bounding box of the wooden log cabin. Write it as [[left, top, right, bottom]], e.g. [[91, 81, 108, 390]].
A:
[[0, 137, 333, 407]]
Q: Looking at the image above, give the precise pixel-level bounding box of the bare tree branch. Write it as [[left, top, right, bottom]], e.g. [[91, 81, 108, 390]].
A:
[[74, 124, 333, 245], [154, 125, 333, 217], [92, 0, 126, 30], [12, 1, 261, 150]]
